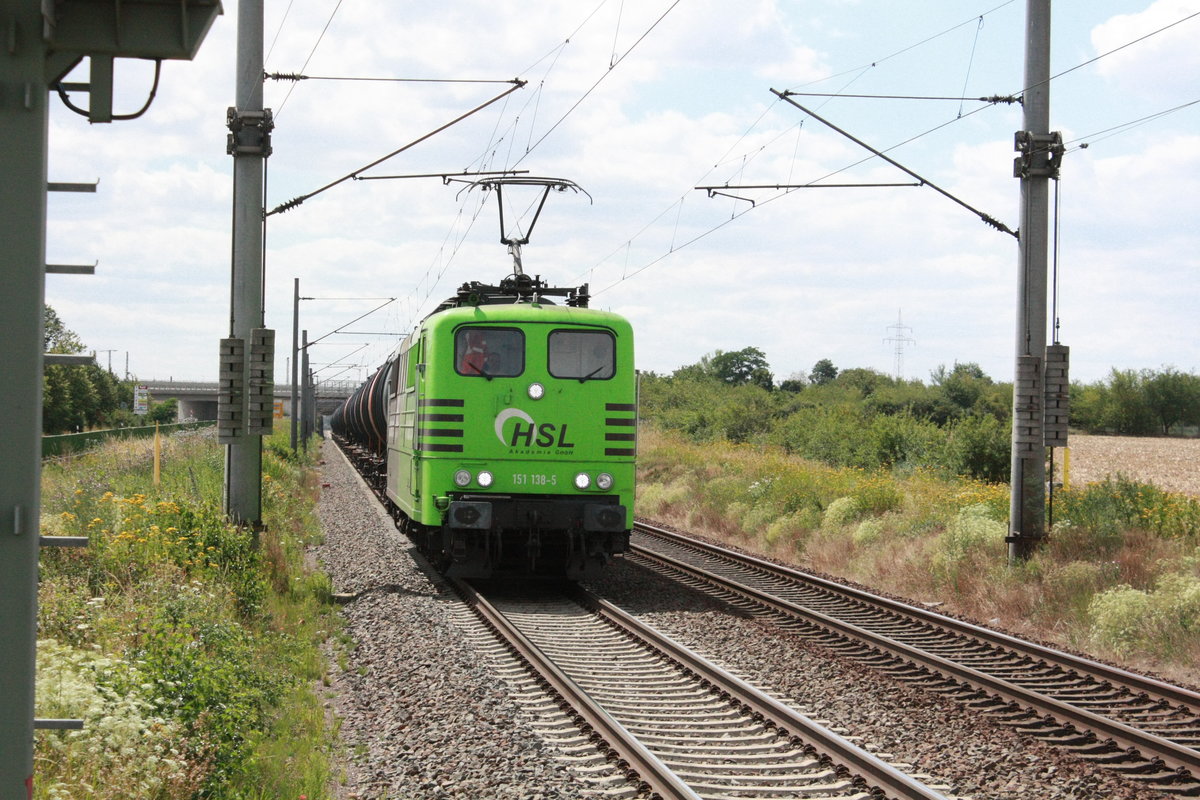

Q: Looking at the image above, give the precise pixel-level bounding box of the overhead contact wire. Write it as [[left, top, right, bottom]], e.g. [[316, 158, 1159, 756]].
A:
[[275, 0, 346, 117], [517, 0, 684, 164], [267, 81, 526, 216]]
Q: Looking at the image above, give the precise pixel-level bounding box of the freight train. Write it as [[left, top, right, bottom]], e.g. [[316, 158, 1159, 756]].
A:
[[331, 273, 636, 578]]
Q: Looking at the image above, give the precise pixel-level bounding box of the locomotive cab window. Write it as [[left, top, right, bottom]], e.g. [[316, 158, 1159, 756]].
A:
[[548, 330, 615, 381], [455, 327, 524, 378]]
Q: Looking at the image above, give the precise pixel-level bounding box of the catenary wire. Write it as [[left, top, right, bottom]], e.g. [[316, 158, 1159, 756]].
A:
[[1018, 9, 1200, 97], [576, 2, 1021, 286], [274, 0, 346, 118], [514, 0, 684, 165], [265, 0, 296, 63], [787, 0, 1018, 92], [1065, 98, 1200, 151], [589, 6, 1199, 296], [402, 0, 686, 319]]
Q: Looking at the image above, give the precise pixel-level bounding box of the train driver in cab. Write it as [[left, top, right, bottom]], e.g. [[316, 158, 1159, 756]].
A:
[[459, 330, 488, 376]]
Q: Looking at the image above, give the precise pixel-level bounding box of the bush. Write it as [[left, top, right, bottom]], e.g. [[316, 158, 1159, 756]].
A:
[[1041, 560, 1119, 623], [1089, 572, 1200, 657], [932, 505, 1006, 587], [1056, 476, 1200, 540], [850, 478, 903, 516], [765, 510, 819, 548], [822, 496, 862, 529], [939, 414, 1011, 482], [863, 413, 939, 470], [35, 640, 201, 799], [134, 583, 290, 785], [853, 517, 887, 546]]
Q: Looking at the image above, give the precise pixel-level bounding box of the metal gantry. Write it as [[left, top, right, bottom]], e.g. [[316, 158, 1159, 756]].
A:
[[0, 1, 219, 793]]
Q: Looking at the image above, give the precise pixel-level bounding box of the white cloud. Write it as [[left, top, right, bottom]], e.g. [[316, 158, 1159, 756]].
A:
[[1091, 0, 1200, 99], [38, 0, 1198, 385]]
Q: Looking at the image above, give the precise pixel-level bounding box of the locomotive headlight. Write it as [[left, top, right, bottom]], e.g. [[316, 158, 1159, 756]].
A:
[[453, 469, 472, 488], [528, 382, 545, 400], [596, 472, 614, 491], [477, 470, 494, 488], [574, 472, 591, 490]]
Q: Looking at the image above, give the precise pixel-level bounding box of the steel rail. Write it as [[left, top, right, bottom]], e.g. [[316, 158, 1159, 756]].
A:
[[629, 529, 1200, 779], [637, 521, 1200, 713], [568, 585, 950, 800], [450, 577, 702, 800]]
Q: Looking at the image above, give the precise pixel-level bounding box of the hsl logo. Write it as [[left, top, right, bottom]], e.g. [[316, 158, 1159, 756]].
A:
[[494, 408, 575, 449]]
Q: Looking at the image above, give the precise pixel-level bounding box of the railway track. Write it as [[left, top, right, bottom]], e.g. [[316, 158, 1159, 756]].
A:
[[630, 520, 1200, 797], [453, 577, 958, 800]]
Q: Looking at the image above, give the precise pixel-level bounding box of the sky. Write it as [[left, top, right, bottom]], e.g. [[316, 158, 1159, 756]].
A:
[[44, 0, 1200, 388]]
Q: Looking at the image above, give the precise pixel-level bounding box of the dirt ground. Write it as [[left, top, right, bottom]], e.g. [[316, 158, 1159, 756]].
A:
[[1058, 434, 1200, 497]]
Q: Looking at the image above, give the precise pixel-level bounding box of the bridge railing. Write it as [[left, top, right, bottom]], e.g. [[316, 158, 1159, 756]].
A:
[[137, 380, 359, 398], [42, 421, 217, 459]]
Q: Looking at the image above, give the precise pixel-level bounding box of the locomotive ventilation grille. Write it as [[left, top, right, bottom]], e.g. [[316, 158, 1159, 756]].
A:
[[417, 398, 465, 453], [603, 403, 636, 457]]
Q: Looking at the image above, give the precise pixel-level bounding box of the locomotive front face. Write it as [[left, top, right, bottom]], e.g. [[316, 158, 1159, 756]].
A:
[[403, 303, 636, 577]]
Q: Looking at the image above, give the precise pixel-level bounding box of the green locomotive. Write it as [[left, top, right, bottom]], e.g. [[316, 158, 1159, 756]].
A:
[[331, 274, 636, 578]]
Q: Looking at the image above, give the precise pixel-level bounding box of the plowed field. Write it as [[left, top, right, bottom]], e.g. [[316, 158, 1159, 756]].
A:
[[1060, 434, 1200, 497]]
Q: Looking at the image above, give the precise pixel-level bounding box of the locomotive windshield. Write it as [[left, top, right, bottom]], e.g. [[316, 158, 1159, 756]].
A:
[[455, 327, 524, 378], [548, 329, 615, 381]]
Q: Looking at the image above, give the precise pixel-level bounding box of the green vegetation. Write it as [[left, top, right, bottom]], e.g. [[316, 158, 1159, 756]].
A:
[[1073, 367, 1200, 435], [637, 427, 1200, 675], [36, 427, 336, 799], [641, 356, 1014, 482], [641, 353, 1200, 486], [42, 305, 179, 434], [638, 349, 1200, 674]]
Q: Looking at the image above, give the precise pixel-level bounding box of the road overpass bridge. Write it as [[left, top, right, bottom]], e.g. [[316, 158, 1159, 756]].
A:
[[139, 379, 358, 422]]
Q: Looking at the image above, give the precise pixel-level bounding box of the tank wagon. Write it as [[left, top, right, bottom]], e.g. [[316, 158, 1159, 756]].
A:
[[331, 274, 636, 578]]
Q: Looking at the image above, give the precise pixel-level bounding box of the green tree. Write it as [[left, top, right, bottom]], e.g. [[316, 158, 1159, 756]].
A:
[[44, 305, 85, 353], [710, 347, 773, 391], [1143, 367, 1200, 435], [671, 353, 717, 383], [942, 414, 1011, 482], [1070, 381, 1105, 433], [835, 367, 893, 397], [928, 362, 1008, 424], [1103, 369, 1155, 435], [41, 305, 127, 433], [146, 398, 179, 424], [778, 373, 807, 393], [43, 366, 75, 434], [809, 358, 838, 386], [43, 306, 89, 433]]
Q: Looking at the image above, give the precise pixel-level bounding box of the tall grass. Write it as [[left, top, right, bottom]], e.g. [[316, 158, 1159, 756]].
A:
[[637, 427, 1200, 679], [36, 428, 336, 799]]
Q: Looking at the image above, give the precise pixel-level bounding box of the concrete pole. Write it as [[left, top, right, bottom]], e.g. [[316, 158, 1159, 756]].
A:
[[291, 277, 299, 452], [224, 0, 266, 524], [1009, 0, 1052, 561], [0, 2, 48, 790]]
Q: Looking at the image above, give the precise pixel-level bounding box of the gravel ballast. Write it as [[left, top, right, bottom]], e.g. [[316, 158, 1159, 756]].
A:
[[315, 439, 1176, 799], [585, 559, 1176, 800], [315, 441, 598, 799]]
